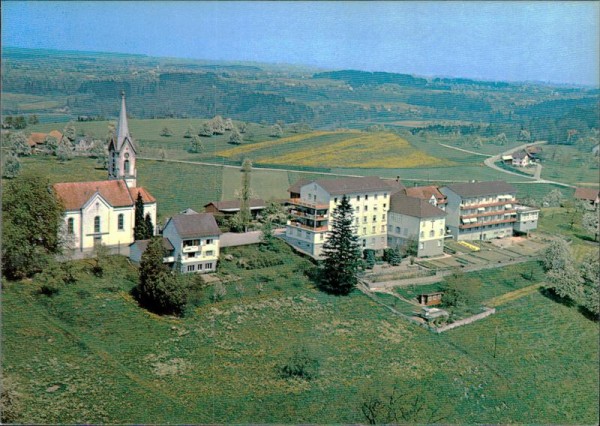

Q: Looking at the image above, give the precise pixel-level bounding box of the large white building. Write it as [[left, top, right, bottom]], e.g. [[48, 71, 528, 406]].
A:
[[54, 93, 157, 253], [285, 176, 403, 257]]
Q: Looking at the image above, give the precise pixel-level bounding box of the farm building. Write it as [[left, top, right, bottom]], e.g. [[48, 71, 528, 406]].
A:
[[574, 187, 600, 207], [204, 199, 266, 218], [417, 292, 444, 306], [511, 150, 532, 167]]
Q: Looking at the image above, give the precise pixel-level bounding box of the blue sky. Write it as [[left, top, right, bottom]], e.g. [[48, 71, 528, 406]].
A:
[[3, 1, 599, 85]]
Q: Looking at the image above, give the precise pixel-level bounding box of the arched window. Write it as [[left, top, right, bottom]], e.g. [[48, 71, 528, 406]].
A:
[[118, 213, 124, 230], [124, 159, 130, 174], [67, 217, 74, 234], [94, 216, 101, 233]]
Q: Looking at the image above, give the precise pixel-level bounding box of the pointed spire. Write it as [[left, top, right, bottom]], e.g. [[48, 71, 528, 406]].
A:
[[116, 90, 130, 149]]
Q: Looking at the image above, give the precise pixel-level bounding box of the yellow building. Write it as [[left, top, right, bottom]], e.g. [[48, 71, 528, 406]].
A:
[[53, 93, 157, 254], [285, 176, 403, 257]]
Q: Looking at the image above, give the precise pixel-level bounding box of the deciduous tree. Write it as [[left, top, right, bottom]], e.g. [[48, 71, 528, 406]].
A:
[[229, 127, 243, 145], [582, 211, 599, 241], [188, 135, 204, 153], [1, 153, 21, 179], [2, 172, 64, 279]]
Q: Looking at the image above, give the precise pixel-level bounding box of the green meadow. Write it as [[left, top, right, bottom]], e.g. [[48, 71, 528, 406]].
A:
[[2, 243, 598, 424]]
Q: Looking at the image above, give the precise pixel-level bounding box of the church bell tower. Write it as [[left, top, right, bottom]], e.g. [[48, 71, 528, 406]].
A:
[[108, 91, 137, 188]]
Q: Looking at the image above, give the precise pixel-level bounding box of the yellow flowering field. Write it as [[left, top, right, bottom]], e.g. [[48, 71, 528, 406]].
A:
[[259, 132, 451, 168]]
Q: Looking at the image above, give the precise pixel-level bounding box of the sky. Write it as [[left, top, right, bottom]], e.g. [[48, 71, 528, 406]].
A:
[[2, 1, 599, 86]]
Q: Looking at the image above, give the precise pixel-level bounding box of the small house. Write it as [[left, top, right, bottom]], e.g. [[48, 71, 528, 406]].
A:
[[204, 199, 266, 218], [417, 291, 444, 306], [511, 150, 531, 167], [574, 187, 600, 208], [129, 238, 175, 264]]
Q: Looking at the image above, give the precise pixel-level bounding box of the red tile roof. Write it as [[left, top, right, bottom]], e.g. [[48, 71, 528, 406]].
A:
[[54, 180, 134, 210], [27, 132, 47, 147], [574, 187, 600, 202], [389, 193, 447, 218], [129, 187, 156, 203], [404, 185, 447, 204], [48, 130, 63, 141]]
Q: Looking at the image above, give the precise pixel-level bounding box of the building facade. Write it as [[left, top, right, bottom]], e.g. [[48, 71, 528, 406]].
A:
[[387, 193, 447, 257], [162, 210, 221, 273], [513, 205, 540, 235], [441, 181, 519, 241], [285, 176, 401, 257], [54, 93, 156, 253]]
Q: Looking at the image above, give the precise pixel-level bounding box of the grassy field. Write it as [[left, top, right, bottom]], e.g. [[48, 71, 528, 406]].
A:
[[2, 246, 598, 424], [539, 145, 599, 187]]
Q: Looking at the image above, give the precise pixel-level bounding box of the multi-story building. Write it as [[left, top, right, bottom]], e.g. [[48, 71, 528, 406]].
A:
[[513, 205, 540, 235], [387, 193, 447, 257], [285, 176, 403, 257], [162, 210, 221, 273], [441, 181, 520, 241], [403, 185, 447, 210]]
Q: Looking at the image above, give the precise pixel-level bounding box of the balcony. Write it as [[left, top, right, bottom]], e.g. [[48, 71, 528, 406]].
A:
[[289, 198, 330, 209], [182, 245, 199, 253], [461, 209, 517, 220], [287, 220, 328, 232], [290, 209, 329, 220], [459, 218, 516, 230], [460, 199, 517, 209], [163, 256, 175, 263]]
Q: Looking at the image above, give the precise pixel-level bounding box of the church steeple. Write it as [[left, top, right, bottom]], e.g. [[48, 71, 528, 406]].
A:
[[108, 91, 137, 188]]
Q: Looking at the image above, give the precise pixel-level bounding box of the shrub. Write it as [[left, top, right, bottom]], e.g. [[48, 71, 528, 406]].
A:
[[364, 249, 376, 269], [278, 347, 319, 381]]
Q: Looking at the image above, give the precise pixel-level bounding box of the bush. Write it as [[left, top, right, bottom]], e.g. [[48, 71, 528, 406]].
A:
[[364, 249, 376, 269], [1, 375, 21, 423], [278, 347, 319, 380]]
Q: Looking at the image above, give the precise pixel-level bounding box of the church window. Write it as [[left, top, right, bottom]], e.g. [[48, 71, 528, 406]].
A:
[[124, 160, 130, 174], [94, 216, 101, 233], [67, 218, 74, 234], [118, 214, 124, 230]]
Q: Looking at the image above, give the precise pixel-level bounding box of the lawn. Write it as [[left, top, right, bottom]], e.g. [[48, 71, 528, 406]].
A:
[[540, 145, 600, 187], [2, 249, 598, 424]]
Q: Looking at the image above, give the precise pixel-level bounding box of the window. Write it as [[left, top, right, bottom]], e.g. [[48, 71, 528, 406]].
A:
[[205, 262, 213, 270], [372, 215, 377, 222], [395, 226, 400, 233], [381, 225, 385, 232], [94, 216, 100, 233], [197, 264, 203, 270], [124, 159, 130, 174], [362, 227, 366, 235], [355, 218, 359, 226], [205, 239, 213, 245], [383, 193, 387, 197], [357, 195, 361, 201], [365, 195, 369, 200], [205, 250, 214, 256], [363, 216, 367, 224], [118, 213, 124, 230], [187, 252, 196, 258], [372, 226, 376, 233], [383, 203, 387, 208], [67, 218, 74, 234], [437, 240, 442, 247], [334, 198, 338, 203], [419, 242, 424, 250], [375, 194, 378, 199], [420, 231, 424, 238], [187, 265, 195, 272], [382, 214, 386, 221], [356, 206, 360, 213], [429, 230, 434, 237], [364, 205, 368, 212], [319, 233, 324, 241], [183, 239, 200, 247], [362, 239, 366, 247]]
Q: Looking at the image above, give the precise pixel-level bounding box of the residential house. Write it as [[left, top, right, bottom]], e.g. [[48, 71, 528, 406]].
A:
[[387, 193, 446, 257], [53, 93, 157, 253], [129, 238, 175, 264], [511, 150, 531, 167], [204, 199, 266, 218], [403, 185, 447, 210], [441, 181, 520, 241], [285, 176, 401, 257], [574, 187, 600, 208], [513, 205, 540, 235], [162, 211, 221, 273], [27, 130, 63, 153]]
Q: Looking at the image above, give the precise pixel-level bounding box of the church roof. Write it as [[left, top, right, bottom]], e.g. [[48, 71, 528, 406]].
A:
[[129, 187, 156, 204], [113, 92, 135, 152], [53, 180, 156, 211], [54, 180, 134, 210]]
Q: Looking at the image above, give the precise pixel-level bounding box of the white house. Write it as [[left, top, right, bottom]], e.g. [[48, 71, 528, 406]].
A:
[[387, 193, 447, 257], [162, 210, 221, 273], [54, 93, 156, 254]]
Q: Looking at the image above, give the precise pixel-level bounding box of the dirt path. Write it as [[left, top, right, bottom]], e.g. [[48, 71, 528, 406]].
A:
[[438, 143, 493, 157], [484, 282, 545, 307]]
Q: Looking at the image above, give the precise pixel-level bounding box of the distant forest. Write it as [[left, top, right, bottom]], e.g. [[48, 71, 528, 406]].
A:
[[2, 47, 599, 143]]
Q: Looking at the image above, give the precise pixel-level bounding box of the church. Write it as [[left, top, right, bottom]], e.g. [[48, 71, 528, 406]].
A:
[[54, 93, 157, 254]]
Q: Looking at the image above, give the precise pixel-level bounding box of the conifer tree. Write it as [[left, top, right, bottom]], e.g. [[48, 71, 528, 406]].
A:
[[320, 195, 361, 295], [144, 213, 155, 238], [133, 192, 148, 240], [239, 159, 252, 232]]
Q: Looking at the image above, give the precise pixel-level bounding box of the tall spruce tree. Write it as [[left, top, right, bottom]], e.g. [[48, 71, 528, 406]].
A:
[[239, 159, 252, 232], [144, 213, 155, 238], [133, 192, 148, 240], [320, 195, 361, 295]]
